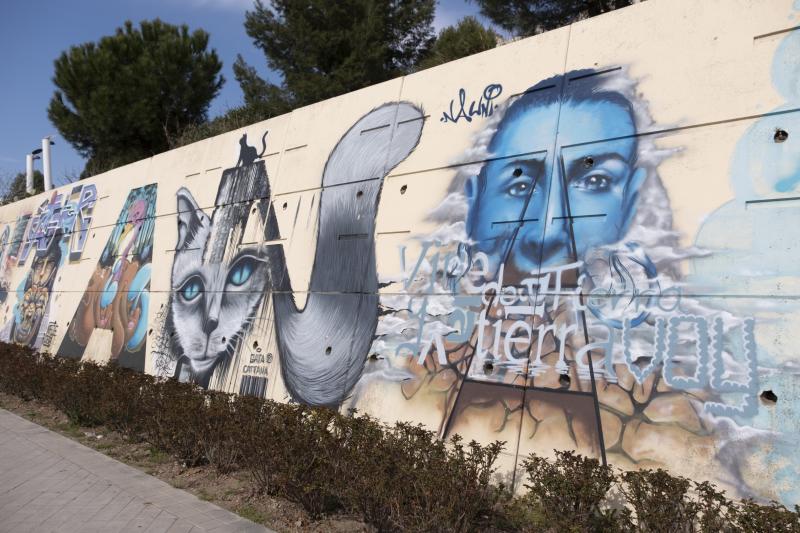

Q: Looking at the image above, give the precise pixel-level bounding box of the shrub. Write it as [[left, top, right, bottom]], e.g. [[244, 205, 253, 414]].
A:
[[198, 391, 245, 474], [618, 468, 700, 532], [99, 365, 153, 439], [337, 420, 505, 532], [730, 499, 800, 532], [54, 361, 110, 426], [518, 450, 621, 532], [139, 378, 207, 466], [1, 343, 798, 532]]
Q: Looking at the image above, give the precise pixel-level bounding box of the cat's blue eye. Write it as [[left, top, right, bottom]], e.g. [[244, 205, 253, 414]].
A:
[[180, 277, 203, 301], [227, 257, 255, 287]]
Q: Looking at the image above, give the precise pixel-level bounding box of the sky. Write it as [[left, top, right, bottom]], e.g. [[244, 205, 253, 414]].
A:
[[0, 0, 489, 188]]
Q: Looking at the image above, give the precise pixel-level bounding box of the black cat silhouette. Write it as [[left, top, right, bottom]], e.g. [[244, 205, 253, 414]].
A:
[[236, 131, 268, 167]]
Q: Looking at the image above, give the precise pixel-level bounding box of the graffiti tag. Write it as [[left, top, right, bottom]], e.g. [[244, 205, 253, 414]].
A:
[[440, 84, 503, 124]]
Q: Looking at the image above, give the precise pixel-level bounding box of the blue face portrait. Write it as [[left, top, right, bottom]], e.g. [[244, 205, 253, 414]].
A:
[[465, 94, 646, 281]]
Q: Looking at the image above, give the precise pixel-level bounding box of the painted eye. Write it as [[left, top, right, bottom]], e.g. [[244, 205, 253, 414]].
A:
[[227, 257, 255, 287], [506, 178, 534, 197], [179, 277, 203, 301], [574, 174, 611, 192]]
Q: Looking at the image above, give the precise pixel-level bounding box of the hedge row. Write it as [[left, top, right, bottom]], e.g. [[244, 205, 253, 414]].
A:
[[0, 343, 797, 532]]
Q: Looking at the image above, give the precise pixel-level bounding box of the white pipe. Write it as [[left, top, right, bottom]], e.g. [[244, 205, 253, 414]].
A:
[[42, 137, 53, 191], [25, 154, 34, 194]]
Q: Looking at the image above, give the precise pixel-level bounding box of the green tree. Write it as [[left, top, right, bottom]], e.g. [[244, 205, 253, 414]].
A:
[[417, 16, 498, 71], [48, 19, 224, 178], [470, 0, 641, 37], [1, 171, 44, 205], [235, 0, 436, 115]]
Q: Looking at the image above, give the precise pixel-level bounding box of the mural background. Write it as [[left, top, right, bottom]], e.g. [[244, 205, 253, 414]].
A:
[[0, 0, 797, 505]]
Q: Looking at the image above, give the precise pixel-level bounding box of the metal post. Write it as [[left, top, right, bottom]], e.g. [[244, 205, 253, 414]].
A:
[[25, 154, 34, 194], [42, 137, 53, 191]]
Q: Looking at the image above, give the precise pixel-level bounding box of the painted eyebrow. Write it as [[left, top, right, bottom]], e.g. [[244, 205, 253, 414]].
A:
[[495, 158, 546, 181], [228, 251, 268, 266], [563, 152, 631, 178]]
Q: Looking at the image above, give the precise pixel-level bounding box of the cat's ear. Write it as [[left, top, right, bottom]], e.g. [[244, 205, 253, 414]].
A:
[[175, 187, 204, 250]]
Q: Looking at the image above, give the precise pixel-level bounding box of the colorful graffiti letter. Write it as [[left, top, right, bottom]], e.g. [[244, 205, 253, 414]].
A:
[[57, 185, 157, 371]]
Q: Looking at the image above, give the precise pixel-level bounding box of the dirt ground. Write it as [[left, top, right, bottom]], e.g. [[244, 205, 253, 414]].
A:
[[0, 392, 371, 533]]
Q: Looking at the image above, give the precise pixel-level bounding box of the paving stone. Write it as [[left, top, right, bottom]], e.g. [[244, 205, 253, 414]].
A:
[[0, 409, 273, 533], [165, 519, 197, 533], [144, 510, 179, 532]]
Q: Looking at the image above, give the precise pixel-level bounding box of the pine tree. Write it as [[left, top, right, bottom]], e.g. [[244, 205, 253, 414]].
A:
[[470, 0, 641, 37], [48, 19, 224, 177], [417, 16, 498, 71], [235, 0, 436, 114]]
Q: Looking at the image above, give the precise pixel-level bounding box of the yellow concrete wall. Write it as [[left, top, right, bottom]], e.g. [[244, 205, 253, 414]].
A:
[[2, 0, 799, 502]]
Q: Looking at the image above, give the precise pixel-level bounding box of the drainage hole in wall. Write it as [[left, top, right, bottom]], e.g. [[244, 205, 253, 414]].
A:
[[253, 340, 259, 349], [483, 361, 494, 374], [148, 329, 153, 336], [760, 390, 778, 404], [512, 168, 522, 177], [325, 346, 332, 355], [774, 129, 789, 143], [356, 190, 363, 199], [583, 156, 594, 168], [558, 374, 571, 388], [400, 185, 407, 195], [282, 202, 288, 210], [222, 336, 227, 343]]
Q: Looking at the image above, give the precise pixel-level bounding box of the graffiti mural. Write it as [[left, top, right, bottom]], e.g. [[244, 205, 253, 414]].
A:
[[6, 233, 62, 348], [153, 103, 423, 398], [57, 185, 156, 371], [0, 225, 12, 302], [1, 0, 797, 507], [353, 64, 797, 502], [363, 70, 700, 469], [0, 184, 98, 348], [152, 133, 277, 389]]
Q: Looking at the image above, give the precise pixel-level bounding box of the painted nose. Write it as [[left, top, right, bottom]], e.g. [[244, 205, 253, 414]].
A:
[[203, 292, 222, 335], [203, 317, 219, 336], [534, 169, 573, 265]]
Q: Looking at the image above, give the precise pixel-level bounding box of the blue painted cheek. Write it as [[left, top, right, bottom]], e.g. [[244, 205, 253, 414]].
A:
[[775, 169, 800, 193]]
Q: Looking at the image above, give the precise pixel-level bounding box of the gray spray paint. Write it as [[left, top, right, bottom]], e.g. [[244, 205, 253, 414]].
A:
[[272, 102, 424, 406]]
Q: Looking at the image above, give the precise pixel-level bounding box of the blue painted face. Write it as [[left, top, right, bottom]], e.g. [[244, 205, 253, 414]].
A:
[[465, 99, 646, 280]]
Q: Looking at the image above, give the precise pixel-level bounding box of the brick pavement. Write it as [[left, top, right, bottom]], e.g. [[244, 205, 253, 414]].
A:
[[0, 408, 273, 532]]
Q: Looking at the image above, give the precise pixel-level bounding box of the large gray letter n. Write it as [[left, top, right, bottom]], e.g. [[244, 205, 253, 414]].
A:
[[273, 103, 424, 407]]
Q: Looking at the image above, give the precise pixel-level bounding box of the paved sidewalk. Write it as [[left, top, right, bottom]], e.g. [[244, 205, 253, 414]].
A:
[[0, 408, 272, 532]]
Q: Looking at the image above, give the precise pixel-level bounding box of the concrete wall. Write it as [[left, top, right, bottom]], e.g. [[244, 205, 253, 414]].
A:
[[2, 0, 798, 503]]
